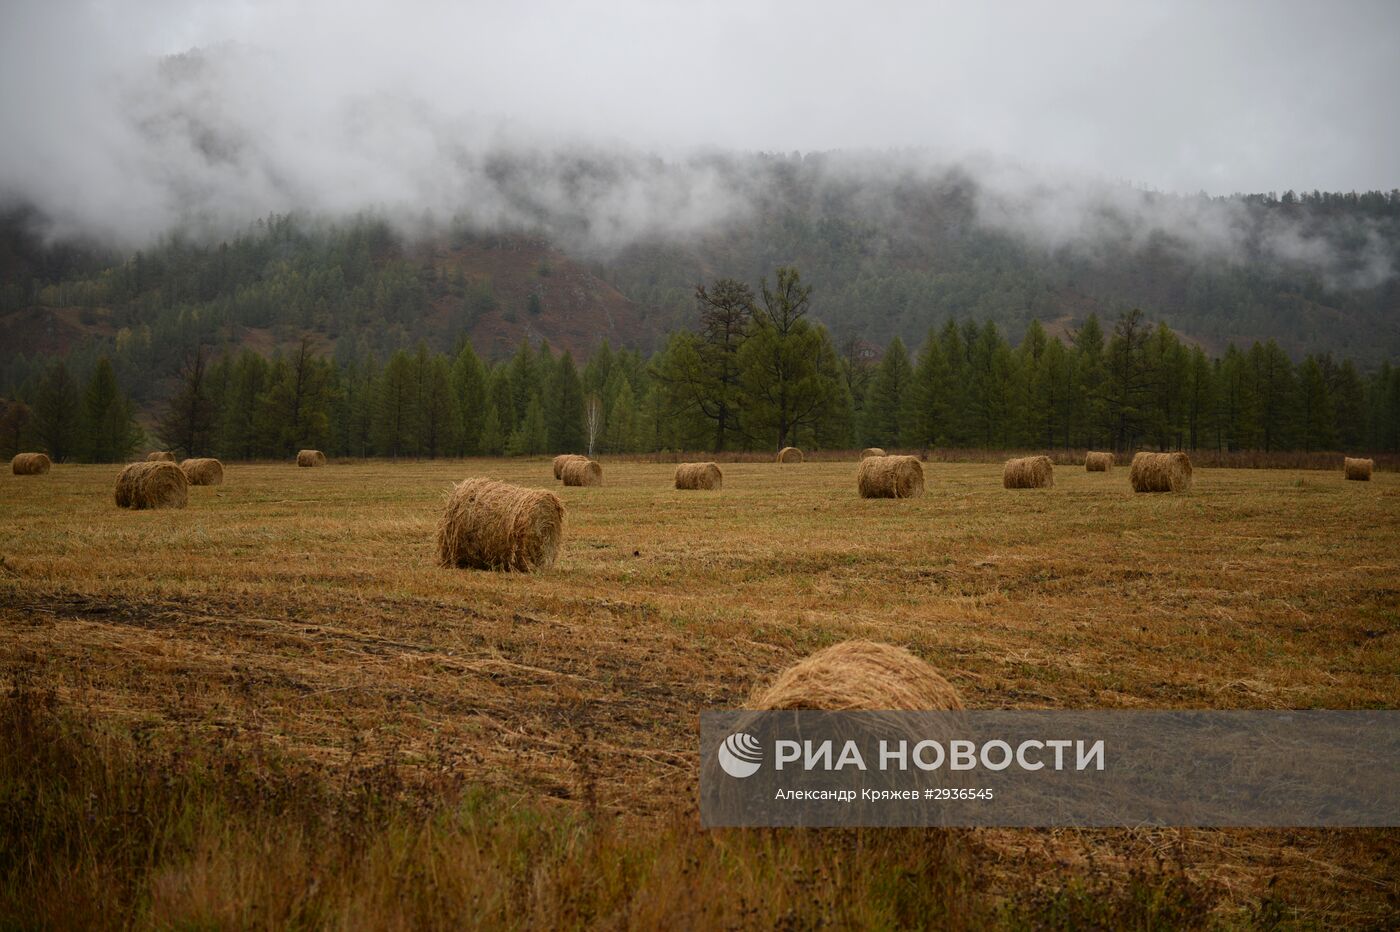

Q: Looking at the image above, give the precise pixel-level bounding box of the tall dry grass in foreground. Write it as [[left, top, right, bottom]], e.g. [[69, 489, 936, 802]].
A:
[[0, 683, 1232, 930]]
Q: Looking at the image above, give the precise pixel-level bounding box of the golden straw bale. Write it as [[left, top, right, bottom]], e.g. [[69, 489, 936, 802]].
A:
[[1085, 451, 1114, 472], [857, 454, 925, 498], [10, 452, 50, 475], [1344, 457, 1373, 481], [296, 449, 327, 467], [553, 454, 588, 480], [179, 458, 224, 485], [1003, 455, 1054, 489], [560, 458, 603, 487], [860, 447, 886, 459], [1129, 451, 1193, 493], [675, 462, 723, 490], [146, 451, 176, 462], [777, 446, 803, 463], [436, 478, 564, 572], [749, 640, 963, 711], [114, 461, 188, 509]]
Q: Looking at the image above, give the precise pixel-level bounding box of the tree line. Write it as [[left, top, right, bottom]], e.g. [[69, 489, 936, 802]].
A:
[[3, 268, 1398, 462]]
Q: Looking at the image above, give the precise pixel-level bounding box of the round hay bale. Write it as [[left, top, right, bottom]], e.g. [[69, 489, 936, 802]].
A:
[[11, 452, 51, 475], [860, 447, 886, 459], [675, 462, 723, 490], [436, 478, 564, 572], [296, 449, 327, 467], [146, 451, 176, 462], [776, 446, 803, 463], [857, 454, 924, 498], [1003, 455, 1054, 489], [1344, 457, 1373, 481], [1129, 451, 1192, 493], [749, 640, 963, 711], [115, 461, 188, 510], [553, 453, 588, 480], [560, 458, 602, 487], [179, 457, 224, 486], [1085, 451, 1114, 472]]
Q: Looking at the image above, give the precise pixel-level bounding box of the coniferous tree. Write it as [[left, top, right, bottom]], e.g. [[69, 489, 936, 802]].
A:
[[547, 351, 586, 453], [33, 361, 82, 462], [864, 336, 911, 447], [374, 350, 418, 458], [81, 357, 140, 462], [450, 341, 488, 455]]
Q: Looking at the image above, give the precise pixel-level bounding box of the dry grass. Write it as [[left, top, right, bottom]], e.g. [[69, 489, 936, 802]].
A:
[[1085, 451, 1114, 472], [560, 458, 603, 487], [861, 447, 887, 459], [146, 451, 176, 462], [179, 458, 224, 486], [674, 462, 722, 490], [113, 461, 188, 510], [436, 478, 564, 572], [296, 450, 326, 467], [1131, 451, 1194, 493], [10, 452, 50, 475], [1345, 457, 1374, 481], [1, 458, 1398, 926], [1003, 455, 1054, 489], [777, 446, 803, 463], [857, 454, 925, 499]]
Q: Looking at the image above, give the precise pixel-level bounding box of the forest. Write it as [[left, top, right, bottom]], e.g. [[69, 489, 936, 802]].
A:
[[3, 264, 1397, 463]]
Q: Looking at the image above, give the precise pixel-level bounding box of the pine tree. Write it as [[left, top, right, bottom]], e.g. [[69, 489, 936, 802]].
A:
[[1295, 356, 1334, 452], [548, 351, 586, 452], [418, 355, 460, 458], [158, 348, 216, 457], [374, 350, 418, 458], [32, 361, 82, 462], [507, 394, 549, 456], [451, 341, 488, 455], [81, 357, 140, 462], [864, 337, 911, 447]]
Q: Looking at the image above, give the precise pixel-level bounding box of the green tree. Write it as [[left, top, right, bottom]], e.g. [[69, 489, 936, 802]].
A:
[[81, 357, 140, 462], [374, 350, 419, 458], [1295, 356, 1334, 452], [418, 354, 460, 458], [507, 394, 549, 455], [547, 351, 586, 452], [864, 336, 912, 447], [32, 361, 82, 462], [451, 341, 488, 455], [737, 268, 838, 449]]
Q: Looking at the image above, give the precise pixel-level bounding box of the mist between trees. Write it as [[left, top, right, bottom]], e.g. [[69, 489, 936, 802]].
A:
[[4, 267, 1397, 465]]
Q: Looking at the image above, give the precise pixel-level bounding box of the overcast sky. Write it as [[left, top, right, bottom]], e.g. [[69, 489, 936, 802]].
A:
[[1, 0, 1397, 243]]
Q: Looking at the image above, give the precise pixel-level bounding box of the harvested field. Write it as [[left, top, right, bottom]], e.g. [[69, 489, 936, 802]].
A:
[[1, 459, 1397, 927]]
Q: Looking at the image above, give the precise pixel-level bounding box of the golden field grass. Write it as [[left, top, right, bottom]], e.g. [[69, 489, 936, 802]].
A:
[[1, 458, 1397, 928]]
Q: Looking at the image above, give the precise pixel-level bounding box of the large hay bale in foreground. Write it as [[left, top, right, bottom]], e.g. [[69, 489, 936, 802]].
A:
[[146, 451, 176, 462], [749, 640, 963, 711], [553, 453, 588, 480], [675, 462, 723, 490], [857, 454, 924, 499], [11, 452, 51, 475], [180, 458, 224, 486], [115, 461, 188, 510], [436, 478, 564, 572], [1344, 457, 1374, 481], [1085, 451, 1114, 472], [560, 458, 603, 487], [777, 446, 803, 463], [1003, 455, 1054, 489], [1129, 451, 1193, 493], [860, 447, 886, 459], [296, 449, 327, 468]]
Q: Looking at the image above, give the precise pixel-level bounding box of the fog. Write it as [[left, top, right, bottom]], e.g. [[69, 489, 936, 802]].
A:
[[1, 0, 1396, 283]]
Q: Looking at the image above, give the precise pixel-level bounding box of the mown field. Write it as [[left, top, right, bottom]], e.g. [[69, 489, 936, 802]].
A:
[[2, 458, 1397, 928]]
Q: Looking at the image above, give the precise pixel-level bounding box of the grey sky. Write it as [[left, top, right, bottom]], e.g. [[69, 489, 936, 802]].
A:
[[1, 0, 1397, 246]]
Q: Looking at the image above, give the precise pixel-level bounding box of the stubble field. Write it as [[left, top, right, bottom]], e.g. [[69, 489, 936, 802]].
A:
[[1, 458, 1397, 927]]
